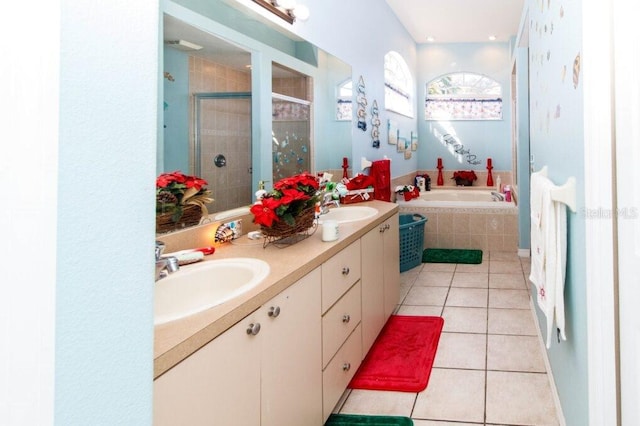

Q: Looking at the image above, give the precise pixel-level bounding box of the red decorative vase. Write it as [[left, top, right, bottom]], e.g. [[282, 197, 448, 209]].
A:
[[486, 158, 494, 187], [436, 158, 444, 186]]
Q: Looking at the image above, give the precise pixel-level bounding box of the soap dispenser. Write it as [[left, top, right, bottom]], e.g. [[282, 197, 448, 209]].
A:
[[255, 180, 268, 203]]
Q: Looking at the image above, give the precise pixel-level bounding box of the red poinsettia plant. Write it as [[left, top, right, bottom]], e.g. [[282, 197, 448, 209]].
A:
[[452, 170, 478, 183], [156, 171, 213, 221], [250, 172, 320, 228]]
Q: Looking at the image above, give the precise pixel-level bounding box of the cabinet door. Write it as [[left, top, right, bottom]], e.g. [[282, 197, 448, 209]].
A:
[[261, 267, 322, 426], [361, 225, 386, 355], [383, 213, 400, 320], [153, 312, 261, 426]]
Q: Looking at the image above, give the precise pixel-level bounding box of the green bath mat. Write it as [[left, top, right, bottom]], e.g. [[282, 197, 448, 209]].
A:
[[422, 248, 483, 264], [325, 414, 413, 426]]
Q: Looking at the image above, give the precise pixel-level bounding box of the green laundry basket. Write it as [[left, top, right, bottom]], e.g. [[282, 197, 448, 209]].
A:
[[399, 213, 428, 272]]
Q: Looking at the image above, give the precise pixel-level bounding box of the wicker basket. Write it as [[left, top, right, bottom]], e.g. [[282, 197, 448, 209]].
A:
[[156, 204, 202, 234], [260, 205, 317, 247]]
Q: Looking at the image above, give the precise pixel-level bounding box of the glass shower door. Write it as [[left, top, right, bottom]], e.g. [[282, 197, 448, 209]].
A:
[[271, 93, 312, 181], [194, 93, 252, 214]]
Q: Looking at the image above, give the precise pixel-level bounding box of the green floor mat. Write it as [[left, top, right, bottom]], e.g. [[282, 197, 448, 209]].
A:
[[422, 248, 483, 264], [325, 414, 413, 426]]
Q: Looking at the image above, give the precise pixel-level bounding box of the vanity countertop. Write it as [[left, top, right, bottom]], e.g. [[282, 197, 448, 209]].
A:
[[154, 200, 399, 379]]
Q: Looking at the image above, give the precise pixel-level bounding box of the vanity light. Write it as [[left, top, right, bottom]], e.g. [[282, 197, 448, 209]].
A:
[[165, 39, 203, 51], [252, 0, 310, 24], [488, 35, 497, 41]]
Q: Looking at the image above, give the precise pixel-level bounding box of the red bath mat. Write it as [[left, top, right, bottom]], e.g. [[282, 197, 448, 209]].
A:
[[349, 315, 444, 392]]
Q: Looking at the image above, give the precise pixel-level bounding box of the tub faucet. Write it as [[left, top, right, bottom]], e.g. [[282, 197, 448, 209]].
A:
[[155, 240, 179, 281], [320, 192, 340, 215], [491, 191, 505, 202]]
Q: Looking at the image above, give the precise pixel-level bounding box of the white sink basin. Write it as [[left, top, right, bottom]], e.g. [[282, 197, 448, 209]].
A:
[[154, 258, 270, 325], [318, 205, 379, 224]]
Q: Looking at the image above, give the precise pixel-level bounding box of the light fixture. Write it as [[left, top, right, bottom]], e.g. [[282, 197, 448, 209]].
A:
[[488, 35, 497, 41], [426, 36, 435, 42], [165, 40, 203, 51], [251, 0, 310, 24]]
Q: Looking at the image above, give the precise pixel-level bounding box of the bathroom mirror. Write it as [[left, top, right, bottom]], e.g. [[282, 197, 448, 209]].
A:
[[159, 8, 352, 231]]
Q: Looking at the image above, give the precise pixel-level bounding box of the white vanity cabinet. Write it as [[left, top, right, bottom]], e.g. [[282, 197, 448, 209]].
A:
[[153, 267, 322, 426], [320, 240, 363, 421], [361, 213, 400, 355]]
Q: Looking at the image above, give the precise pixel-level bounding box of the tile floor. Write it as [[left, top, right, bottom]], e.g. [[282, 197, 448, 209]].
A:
[[334, 251, 561, 426]]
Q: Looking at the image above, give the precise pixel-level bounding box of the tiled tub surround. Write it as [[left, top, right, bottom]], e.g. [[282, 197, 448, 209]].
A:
[[398, 196, 519, 252]]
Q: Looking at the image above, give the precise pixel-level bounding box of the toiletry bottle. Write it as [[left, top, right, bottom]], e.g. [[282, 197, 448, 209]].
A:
[[496, 175, 502, 193], [504, 185, 512, 202], [255, 180, 267, 203]]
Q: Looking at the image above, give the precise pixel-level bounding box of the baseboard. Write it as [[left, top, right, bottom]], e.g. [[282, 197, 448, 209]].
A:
[[528, 297, 567, 426], [518, 248, 530, 258]]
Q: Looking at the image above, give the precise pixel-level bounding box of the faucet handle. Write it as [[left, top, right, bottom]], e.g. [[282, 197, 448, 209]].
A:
[[155, 240, 166, 260]]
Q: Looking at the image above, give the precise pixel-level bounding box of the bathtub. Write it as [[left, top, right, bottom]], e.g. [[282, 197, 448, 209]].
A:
[[396, 189, 519, 252], [399, 189, 516, 208]]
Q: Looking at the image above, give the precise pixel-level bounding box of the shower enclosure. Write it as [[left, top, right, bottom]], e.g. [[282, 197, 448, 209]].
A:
[[271, 93, 312, 181], [193, 93, 252, 214]]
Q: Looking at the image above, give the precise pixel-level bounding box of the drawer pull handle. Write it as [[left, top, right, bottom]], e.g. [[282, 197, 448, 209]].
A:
[[342, 267, 350, 276], [385, 223, 391, 230], [342, 314, 351, 323], [342, 362, 351, 372], [268, 306, 281, 318], [246, 323, 261, 336], [379, 225, 385, 233]]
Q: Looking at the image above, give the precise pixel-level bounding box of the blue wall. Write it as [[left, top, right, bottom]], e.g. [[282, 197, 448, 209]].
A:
[[416, 43, 512, 172], [515, 46, 531, 250], [162, 47, 190, 172], [528, 0, 588, 424]]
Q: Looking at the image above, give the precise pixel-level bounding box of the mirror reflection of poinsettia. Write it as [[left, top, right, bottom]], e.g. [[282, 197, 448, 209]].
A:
[[156, 171, 213, 221]]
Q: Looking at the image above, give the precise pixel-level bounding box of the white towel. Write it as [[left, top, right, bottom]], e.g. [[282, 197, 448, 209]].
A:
[[530, 171, 568, 348]]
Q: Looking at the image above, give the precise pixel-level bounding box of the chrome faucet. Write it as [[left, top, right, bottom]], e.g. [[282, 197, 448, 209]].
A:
[[491, 191, 505, 202], [320, 192, 340, 215], [155, 240, 179, 281]]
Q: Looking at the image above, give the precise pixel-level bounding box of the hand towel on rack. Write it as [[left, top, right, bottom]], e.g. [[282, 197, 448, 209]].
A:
[[370, 159, 391, 202], [530, 171, 568, 348]]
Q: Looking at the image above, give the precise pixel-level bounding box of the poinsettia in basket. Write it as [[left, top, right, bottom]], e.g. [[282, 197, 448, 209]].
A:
[[156, 171, 213, 233], [452, 170, 478, 187], [251, 172, 320, 247]]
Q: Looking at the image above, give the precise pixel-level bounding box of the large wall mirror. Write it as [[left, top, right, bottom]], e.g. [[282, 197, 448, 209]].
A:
[[159, 5, 352, 230]]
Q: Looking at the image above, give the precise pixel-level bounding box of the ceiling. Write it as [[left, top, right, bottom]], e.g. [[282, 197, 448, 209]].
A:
[[384, 0, 525, 44]]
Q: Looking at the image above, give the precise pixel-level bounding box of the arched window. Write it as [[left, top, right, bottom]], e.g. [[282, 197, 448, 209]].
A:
[[425, 72, 502, 120], [384, 51, 414, 117]]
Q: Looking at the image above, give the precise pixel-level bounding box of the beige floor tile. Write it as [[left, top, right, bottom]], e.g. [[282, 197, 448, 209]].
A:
[[413, 368, 485, 423], [340, 389, 416, 417], [487, 335, 546, 372], [404, 286, 449, 306], [489, 289, 530, 309], [488, 308, 538, 335], [396, 305, 443, 317], [399, 281, 413, 303], [486, 371, 559, 425], [434, 333, 486, 370], [455, 262, 488, 273], [489, 260, 523, 274], [400, 270, 420, 286], [442, 306, 487, 334], [451, 272, 488, 288], [489, 251, 520, 261], [412, 421, 480, 426], [414, 271, 454, 287], [421, 262, 457, 272], [489, 273, 527, 289], [446, 288, 488, 308]]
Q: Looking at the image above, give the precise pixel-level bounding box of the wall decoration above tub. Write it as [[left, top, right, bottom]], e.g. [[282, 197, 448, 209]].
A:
[[425, 72, 503, 121], [388, 120, 398, 145]]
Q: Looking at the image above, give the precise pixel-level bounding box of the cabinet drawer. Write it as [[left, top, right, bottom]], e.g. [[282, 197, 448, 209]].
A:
[[322, 240, 361, 313], [322, 281, 361, 369], [322, 324, 362, 422]]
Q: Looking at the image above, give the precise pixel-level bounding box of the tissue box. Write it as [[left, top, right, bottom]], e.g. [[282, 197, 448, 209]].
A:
[[340, 188, 375, 204]]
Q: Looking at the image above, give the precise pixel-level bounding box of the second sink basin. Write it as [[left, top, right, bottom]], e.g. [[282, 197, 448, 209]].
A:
[[155, 257, 270, 325], [318, 205, 379, 224]]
